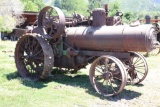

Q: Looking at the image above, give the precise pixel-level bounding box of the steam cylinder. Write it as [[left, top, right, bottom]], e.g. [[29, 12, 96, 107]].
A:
[[65, 24, 157, 52]]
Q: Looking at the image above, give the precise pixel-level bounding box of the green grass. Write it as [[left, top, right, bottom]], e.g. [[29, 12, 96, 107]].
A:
[[0, 41, 106, 107], [0, 41, 160, 107]]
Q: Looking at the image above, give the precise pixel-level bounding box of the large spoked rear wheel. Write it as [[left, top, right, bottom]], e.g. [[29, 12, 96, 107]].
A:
[[89, 56, 127, 97], [127, 52, 148, 84], [15, 34, 54, 81]]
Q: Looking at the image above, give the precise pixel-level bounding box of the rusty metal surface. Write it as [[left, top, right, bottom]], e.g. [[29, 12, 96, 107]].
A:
[[22, 12, 38, 25], [81, 51, 131, 58], [104, 4, 109, 14], [54, 56, 78, 69], [38, 6, 65, 39], [14, 28, 32, 37], [92, 8, 106, 27], [16, 11, 38, 28], [15, 34, 54, 80], [65, 24, 157, 52], [106, 16, 122, 26]]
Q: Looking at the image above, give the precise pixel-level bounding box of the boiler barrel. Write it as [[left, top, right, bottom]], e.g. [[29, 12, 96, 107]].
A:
[[65, 25, 157, 52]]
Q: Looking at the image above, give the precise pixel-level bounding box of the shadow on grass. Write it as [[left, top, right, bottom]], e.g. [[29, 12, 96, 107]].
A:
[[50, 74, 142, 101], [6, 69, 142, 100], [50, 69, 142, 100], [134, 83, 144, 87], [106, 89, 142, 101], [6, 71, 49, 89]]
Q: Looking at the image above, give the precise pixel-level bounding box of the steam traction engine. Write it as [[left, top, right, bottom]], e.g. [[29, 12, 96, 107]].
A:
[[15, 6, 158, 97]]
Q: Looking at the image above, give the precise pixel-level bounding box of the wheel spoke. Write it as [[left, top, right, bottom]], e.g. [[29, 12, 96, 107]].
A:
[[49, 8, 53, 19], [95, 68, 103, 74], [110, 78, 119, 87], [135, 67, 146, 70], [33, 49, 43, 56], [133, 57, 141, 65], [33, 57, 44, 60], [134, 65, 145, 68], [33, 41, 40, 54], [95, 75, 103, 80], [105, 61, 109, 72], [34, 59, 44, 64], [109, 79, 116, 94], [135, 70, 145, 75], [99, 60, 105, 72], [135, 74, 140, 80], [97, 66, 104, 71], [105, 80, 109, 95], [20, 46, 26, 52], [134, 61, 144, 66]]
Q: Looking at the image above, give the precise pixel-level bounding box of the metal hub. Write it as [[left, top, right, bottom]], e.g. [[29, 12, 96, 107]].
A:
[[103, 72, 112, 80], [129, 65, 137, 79], [27, 55, 35, 62]]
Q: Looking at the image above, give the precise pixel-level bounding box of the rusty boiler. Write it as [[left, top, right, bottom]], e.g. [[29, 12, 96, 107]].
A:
[[65, 8, 157, 52]]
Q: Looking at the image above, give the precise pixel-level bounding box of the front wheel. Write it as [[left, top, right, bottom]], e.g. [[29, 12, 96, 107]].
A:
[[89, 55, 127, 97]]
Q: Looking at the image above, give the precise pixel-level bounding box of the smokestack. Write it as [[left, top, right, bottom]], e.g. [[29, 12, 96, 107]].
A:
[[104, 4, 109, 16], [145, 15, 151, 24]]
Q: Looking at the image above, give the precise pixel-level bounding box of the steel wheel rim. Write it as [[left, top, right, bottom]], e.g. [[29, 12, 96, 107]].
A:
[[15, 34, 54, 81], [128, 52, 148, 84], [89, 55, 127, 97]]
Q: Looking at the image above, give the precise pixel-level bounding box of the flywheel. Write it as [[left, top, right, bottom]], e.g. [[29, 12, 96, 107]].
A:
[[38, 6, 65, 39]]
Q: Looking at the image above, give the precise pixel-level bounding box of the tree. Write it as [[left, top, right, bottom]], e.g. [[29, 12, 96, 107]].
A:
[[0, 0, 24, 32], [124, 12, 132, 21], [108, 1, 120, 16], [88, 0, 109, 11], [88, 0, 100, 10], [0, 0, 46, 32], [21, 0, 45, 12], [87, 0, 120, 17], [61, 0, 88, 16], [54, 0, 61, 8]]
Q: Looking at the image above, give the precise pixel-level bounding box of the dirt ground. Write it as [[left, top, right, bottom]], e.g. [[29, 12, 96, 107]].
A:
[[104, 56, 160, 107]]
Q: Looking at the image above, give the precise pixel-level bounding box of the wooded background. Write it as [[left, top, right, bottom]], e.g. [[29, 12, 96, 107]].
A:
[[0, 0, 160, 32]]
